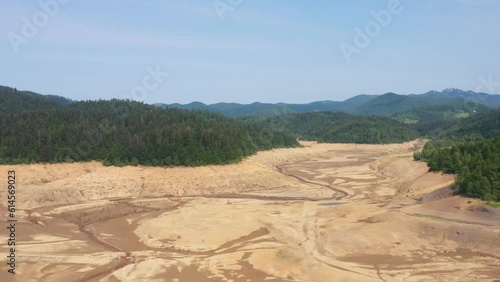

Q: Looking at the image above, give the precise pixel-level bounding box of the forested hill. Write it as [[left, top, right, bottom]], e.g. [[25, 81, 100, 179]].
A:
[[0, 86, 73, 112], [0, 100, 298, 166], [415, 109, 500, 200], [392, 101, 489, 124], [261, 112, 419, 144], [3, 85, 498, 201], [431, 109, 500, 140], [416, 138, 500, 201]]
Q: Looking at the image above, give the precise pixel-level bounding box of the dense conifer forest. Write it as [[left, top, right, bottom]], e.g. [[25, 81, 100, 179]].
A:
[[1, 85, 499, 201], [414, 109, 500, 200], [263, 112, 420, 144], [0, 96, 298, 166], [0, 86, 72, 112], [415, 138, 500, 200]]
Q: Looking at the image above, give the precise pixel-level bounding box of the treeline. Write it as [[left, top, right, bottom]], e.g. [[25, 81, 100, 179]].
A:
[[0, 86, 71, 112], [0, 100, 298, 166], [415, 108, 500, 140], [414, 138, 500, 200], [263, 112, 419, 144]]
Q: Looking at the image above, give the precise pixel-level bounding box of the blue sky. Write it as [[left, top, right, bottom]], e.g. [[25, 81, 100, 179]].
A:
[[1, 0, 499, 104]]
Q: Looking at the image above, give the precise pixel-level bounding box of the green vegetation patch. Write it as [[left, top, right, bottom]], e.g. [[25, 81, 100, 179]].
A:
[[0, 96, 299, 167], [263, 112, 419, 144], [416, 138, 500, 201], [485, 202, 500, 208]]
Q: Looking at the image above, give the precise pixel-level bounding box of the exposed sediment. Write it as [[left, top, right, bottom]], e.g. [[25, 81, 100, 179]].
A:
[[0, 141, 499, 282]]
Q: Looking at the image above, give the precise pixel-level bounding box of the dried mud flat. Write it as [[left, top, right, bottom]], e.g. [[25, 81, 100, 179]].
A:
[[0, 141, 499, 282]]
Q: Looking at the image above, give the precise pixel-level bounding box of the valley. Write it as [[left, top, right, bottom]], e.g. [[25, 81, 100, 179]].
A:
[[2, 1, 499, 281], [1, 141, 498, 281]]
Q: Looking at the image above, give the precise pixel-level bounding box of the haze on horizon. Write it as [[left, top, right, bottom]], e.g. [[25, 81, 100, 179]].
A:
[[1, 0, 499, 104]]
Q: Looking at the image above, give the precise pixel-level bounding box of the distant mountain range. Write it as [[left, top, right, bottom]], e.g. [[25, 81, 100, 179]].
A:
[[1, 84, 499, 156], [155, 88, 500, 117], [1, 85, 499, 120]]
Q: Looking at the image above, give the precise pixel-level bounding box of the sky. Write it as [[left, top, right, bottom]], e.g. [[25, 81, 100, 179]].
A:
[[0, 0, 499, 104]]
